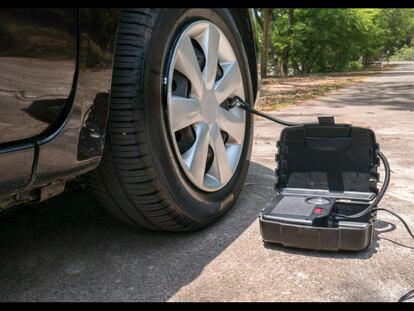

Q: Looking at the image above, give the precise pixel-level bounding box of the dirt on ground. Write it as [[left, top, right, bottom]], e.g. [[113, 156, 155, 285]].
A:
[[256, 64, 395, 111]]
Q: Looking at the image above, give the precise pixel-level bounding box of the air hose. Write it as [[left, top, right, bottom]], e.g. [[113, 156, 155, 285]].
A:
[[333, 150, 390, 221], [230, 96, 302, 127]]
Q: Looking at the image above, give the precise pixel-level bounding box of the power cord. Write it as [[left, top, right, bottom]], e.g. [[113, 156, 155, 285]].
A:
[[229, 96, 414, 302], [399, 289, 414, 302], [333, 150, 390, 221]]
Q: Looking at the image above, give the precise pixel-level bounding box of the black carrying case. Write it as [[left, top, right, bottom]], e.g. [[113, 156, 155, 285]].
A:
[[259, 118, 380, 251]]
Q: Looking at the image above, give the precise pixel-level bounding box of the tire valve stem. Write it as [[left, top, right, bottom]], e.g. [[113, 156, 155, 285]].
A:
[[228, 96, 300, 127], [228, 96, 245, 109]]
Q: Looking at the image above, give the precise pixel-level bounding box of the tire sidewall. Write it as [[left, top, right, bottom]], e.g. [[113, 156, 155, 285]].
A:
[[144, 8, 254, 223]]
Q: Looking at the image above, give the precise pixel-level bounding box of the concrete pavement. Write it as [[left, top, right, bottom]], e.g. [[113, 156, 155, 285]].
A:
[[1, 61, 413, 302]]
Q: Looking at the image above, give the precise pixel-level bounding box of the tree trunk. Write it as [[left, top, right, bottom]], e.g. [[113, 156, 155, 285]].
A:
[[260, 8, 270, 79], [253, 8, 263, 30], [307, 46, 324, 73], [269, 43, 278, 76], [362, 54, 369, 67], [280, 8, 294, 76], [292, 61, 302, 75]]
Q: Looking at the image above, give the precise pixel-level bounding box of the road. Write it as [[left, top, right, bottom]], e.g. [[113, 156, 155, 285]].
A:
[[1, 62, 413, 302]]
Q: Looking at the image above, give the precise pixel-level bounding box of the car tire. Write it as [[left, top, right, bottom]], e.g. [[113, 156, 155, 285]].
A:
[[85, 8, 255, 231]]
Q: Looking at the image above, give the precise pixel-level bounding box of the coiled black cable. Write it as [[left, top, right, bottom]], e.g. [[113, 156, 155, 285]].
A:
[[399, 289, 414, 302], [333, 150, 390, 220], [332, 151, 413, 239], [374, 208, 414, 240]]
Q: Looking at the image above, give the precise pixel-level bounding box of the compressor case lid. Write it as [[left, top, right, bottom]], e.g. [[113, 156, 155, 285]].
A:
[[275, 120, 379, 200]]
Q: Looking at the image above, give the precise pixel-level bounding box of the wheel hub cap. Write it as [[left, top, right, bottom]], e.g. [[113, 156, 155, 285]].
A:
[[200, 89, 218, 124], [165, 20, 246, 192]]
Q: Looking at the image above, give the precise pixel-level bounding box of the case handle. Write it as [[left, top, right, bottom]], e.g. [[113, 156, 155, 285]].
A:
[[305, 137, 352, 151]]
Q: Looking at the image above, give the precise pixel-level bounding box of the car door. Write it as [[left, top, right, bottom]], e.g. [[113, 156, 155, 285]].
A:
[[0, 8, 77, 200]]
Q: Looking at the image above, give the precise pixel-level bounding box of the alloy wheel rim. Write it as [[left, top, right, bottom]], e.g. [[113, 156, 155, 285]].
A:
[[166, 20, 246, 192]]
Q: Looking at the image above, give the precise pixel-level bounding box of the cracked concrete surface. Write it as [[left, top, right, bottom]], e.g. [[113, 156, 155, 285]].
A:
[[0, 62, 413, 302]]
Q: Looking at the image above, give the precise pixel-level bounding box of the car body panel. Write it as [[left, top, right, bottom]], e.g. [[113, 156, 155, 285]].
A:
[[0, 9, 120, 202], [31, 8, 120, 190], [0, 8, 77, 144], [0, 148, 34, 200]]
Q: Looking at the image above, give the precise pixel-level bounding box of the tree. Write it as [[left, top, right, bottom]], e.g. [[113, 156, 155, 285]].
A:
[[258, 8, 414, 76], [260, 8, 271, 78], [374, 9, 414, 61], [280, 8, 294, 76]]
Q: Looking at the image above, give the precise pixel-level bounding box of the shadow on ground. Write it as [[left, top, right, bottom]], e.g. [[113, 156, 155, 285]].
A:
[[316, 64, 414, 112], [0, 160, 404, 301], [0, 162, 272, 302]]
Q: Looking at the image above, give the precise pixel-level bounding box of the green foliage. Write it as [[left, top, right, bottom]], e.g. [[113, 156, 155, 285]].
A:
[[373, 9, 414, 59], [345, 61, 364, 71], [290, 9, 367, 73], [256, 8, 414, 76], [390, 46, 414, 61]]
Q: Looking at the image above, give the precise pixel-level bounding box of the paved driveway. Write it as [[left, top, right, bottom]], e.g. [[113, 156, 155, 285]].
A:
[[1, 62, 413, 302]]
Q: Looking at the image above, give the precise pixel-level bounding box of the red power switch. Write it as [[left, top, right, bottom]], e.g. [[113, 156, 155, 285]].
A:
[[314, 207, 323, 214]]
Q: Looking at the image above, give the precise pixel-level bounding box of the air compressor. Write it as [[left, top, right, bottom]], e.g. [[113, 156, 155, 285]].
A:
[[228, 96, 413, 252]]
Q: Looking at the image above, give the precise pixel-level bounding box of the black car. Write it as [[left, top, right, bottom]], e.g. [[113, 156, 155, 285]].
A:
[[0, 8, 259, 231]]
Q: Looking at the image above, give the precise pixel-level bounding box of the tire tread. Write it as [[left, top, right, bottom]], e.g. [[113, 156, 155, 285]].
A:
[[85, 8, 198, 231]]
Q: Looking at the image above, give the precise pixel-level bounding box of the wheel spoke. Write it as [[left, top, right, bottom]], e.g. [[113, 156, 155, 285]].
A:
[[169, 96, 202, 132], [199, 24, 220, 89], [214, 61, 242, 104], [217, 107, 245, 144], [182, 123, 210, 186], [175, 34, 204, 99], [225, 144, 241, 172], [209, 123, 232, 183]]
